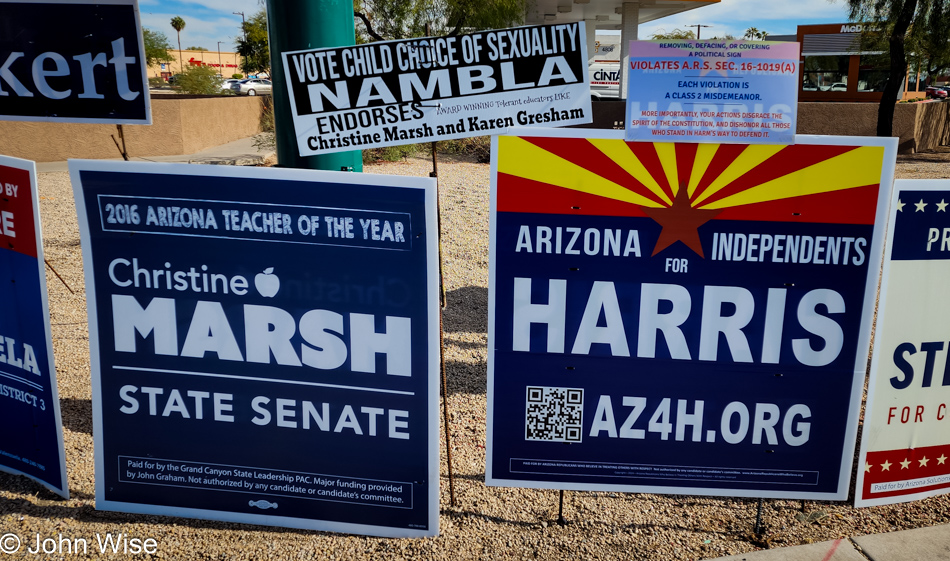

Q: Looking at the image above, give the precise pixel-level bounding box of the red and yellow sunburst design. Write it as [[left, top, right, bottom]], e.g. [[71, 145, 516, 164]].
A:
[[497, 136, 885, 257]]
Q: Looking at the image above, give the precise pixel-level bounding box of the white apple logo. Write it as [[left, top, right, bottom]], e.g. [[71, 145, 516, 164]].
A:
[[254, 267, 280, 297]]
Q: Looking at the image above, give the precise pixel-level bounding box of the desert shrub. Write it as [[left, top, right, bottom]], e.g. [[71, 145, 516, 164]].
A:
[[174, 65, 223, 95], [364, 143, 418, 162], [437, 135, 491, 163]]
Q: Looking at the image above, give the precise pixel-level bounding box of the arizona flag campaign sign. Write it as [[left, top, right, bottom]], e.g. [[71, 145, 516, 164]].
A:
[[856, 179, 950, 507], [0, 155, 68, 497], [487, 129, 896, 499]]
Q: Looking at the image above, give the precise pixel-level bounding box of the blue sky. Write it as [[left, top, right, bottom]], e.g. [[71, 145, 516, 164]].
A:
[[139, 0, 262, 53], [139, 0, 854, 54]]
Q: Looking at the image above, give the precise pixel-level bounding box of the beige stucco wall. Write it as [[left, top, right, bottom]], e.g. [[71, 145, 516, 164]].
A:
[[0, 95, 264, 162], [798, 101, 950, 153], [914, 101, 950, 151]]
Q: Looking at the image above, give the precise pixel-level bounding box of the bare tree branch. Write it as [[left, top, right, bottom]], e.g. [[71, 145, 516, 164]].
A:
[[354, 11, 385, 41], [447, 19, 464, 37]]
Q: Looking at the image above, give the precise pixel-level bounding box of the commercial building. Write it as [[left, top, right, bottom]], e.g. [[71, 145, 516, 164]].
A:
[[795, 23, 890, 103], [147, 50, 245, 81]]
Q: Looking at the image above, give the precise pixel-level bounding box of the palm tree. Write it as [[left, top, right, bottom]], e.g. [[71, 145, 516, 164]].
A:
[[743, 27, 767, 40], [170, 16, 186, 73]]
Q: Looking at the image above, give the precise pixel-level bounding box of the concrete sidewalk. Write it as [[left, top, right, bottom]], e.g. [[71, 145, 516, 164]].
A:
[[706, 523, 950, 560], [36, 134, 276, 173]]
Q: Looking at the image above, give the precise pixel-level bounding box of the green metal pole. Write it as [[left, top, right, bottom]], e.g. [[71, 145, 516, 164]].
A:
[[266, 0, 363, 171]]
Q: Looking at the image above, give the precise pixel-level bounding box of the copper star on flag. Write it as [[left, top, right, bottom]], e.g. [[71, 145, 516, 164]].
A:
[[900, 458, 911, 469], [641, 187, 721, 257]]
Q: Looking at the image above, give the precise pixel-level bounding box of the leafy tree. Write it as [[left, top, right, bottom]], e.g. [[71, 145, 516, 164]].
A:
[[354, 0, 528, 41], [743, 27, 768, 40], [236, 9, 269, 76], [910, 12, 950, 86], [650, 28, 696, 40], [847, 0, 949, 135], [173, 64, 223, 95], [186, 46, 209, 51], [142, 28, 174, 66], [170, 16, 186, 71]]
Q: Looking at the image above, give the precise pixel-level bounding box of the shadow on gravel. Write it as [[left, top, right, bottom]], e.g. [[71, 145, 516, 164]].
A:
[[443, 360, 487, 395], [441, 472, 485, 482], [60, 398, 92, 435], [0, 492, 319, 536], [443, 338, 484, 350], [440, 508, 540, 529], [0, 474, 76, 502], [442, 286, 487, 333], [896, 146, 950, 163], [44, 238, 81, 248]]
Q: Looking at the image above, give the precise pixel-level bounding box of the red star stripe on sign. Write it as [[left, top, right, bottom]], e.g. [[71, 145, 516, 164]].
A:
[[863, 444, 950, 500]]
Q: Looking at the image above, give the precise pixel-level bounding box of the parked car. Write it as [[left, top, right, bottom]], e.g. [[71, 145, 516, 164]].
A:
[[828, 82, 848, 91], [926, 85, 949, 99], [219, 78, 241, 94], [231, 78, 272, 96]]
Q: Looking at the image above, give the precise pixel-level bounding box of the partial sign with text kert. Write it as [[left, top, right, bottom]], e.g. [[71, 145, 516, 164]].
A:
[[856, 180, 950, 507], [0, 155, 68, 497], [0, 0, 150, 124], [71, 161, 439, 537], [487, 129, 896, 499]]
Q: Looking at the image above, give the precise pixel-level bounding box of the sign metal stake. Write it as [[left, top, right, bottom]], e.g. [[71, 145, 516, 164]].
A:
[[754, 498, 765, 536], [44, 259, 74, 294], [557, 490, 566, 525], [111, 125, 129, 161]]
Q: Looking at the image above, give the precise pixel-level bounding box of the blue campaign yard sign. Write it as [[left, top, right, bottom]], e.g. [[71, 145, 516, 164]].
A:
[[487, 129, 896, 499], [70, 161, 439, 537], [0, 155, 68, 497], [0, 0, 150, 124]]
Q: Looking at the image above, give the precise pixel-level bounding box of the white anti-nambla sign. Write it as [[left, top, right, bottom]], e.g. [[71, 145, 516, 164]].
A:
[[281, 23, 592, 156]]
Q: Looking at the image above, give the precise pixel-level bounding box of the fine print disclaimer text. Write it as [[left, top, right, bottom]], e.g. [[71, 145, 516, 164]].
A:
[[0, 532, 157, 556]]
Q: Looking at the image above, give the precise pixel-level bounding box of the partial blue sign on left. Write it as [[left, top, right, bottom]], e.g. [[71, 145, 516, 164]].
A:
[[0, 155, 68, 497]]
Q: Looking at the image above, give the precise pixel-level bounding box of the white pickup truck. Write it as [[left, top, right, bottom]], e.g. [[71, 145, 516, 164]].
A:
[[589, 61, 621, 100]]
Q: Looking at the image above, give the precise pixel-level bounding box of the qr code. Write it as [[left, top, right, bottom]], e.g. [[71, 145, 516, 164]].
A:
[[525, 386, 584, 443]]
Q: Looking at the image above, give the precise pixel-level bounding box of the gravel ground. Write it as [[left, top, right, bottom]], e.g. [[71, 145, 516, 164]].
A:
[[1, 149, 949, 560]]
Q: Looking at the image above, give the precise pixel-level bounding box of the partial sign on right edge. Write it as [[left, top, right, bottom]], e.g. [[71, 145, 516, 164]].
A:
[[856, 179, 950, 507]]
